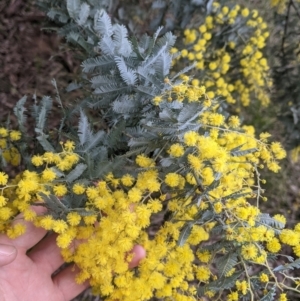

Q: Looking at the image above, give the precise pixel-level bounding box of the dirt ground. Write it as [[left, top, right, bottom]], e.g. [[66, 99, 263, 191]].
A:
[[0, 0, 80, 123]]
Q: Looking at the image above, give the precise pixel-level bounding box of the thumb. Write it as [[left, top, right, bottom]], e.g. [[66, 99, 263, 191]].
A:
[[0, 244, 17, 267], [128, 245, 146, 269]]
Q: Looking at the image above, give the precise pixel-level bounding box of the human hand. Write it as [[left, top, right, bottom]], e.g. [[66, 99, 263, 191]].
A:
[[0, 207, 146, 301]]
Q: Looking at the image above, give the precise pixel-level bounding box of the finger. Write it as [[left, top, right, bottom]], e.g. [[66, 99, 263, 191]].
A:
[[52, 264, 90, 301], [0, 244, 17, 267], [0, 206, 47, 252], [128, 244, 146, 269], [27, 233, 65, 274]]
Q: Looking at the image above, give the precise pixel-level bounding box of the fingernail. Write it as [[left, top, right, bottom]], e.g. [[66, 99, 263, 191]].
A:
[[0, 244, 16, 256]]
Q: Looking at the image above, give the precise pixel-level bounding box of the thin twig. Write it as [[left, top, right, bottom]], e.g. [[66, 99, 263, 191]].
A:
[[291, 0, 300, 19], [281, 0, 292, 57]]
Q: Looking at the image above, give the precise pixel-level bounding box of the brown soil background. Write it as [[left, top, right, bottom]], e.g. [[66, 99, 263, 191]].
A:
[[0, 0, 79, 122]]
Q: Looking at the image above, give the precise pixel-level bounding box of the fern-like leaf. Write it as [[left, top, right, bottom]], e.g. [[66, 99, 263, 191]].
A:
[[257, 213, 285, 230], [90, 75, 115, 88], [37, 96, 53, 132], [94, 9, 113, 36], [198, 271, 243, 295], [66, 163, 87, 183], [13, 96, 27, 133], [94, 83, 130, 95], [171, 63, 196, 81], [113, 24, 132, 57], [115, 56, 137, 86], [82, 130, 106, 152], [137, 66, 163, 89], [260, 285, 276, 301], [66, 0, 80, 20], [143, 43, 168, 69], [154, 51, 172, 78], [273, 258, 300, 272], [36, 135, 55, 152], [100, 35, 115, 56], [178, 222, 193, 246], [77, 2, 90, 26], [66, 81, 82, 92], [81, 55, 115, 73], [216, 252, 238, 278], [231, 147, 257, 157], [78, 110, 93, 146], [112, 96, 138, 115]]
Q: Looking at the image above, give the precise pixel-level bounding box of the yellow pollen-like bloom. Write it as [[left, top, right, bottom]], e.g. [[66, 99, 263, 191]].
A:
[[184, 131, 199, 146], [0, 172, 8, 186], [67, 212, 81, 226], [241, 243, 258, 260], [72, 183, 86, 195], [64, 140, 75, 151], [168, 143, 185, 157], [53, 184, 68, 196], [236, 280, 248, 295], [31, 155, 44, 167], [52, 220, 68, 234], [136, 154, 155, 167], [121, 174, 135, 186], [259, 273, 269, 282], [266, 237, 281, 253], [196, 265, 211, 282], [165, 173, 181, 187], [41, 168, 57, 181], [0, 196, 7, 207], [0, 128, 8, 137], [9, 130, 21, 141]]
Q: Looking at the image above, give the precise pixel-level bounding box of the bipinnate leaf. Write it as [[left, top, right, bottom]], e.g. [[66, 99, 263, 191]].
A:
[[78, 110, 92, 146], [273, 258, 300, 272], [100, 35, 115, 56], [216, 252, 238, 278], [82, 130, 106, 153], [67, 0, 80, 20], [81, 56, 115, 73], [77, 3, 90, 26], [13, 95, 27, 133], [231, 147, 257, 157], [112, 96, 138, 115], [66, 163, 87, 183], [94, 9, 113, 37], [115, 56, 137, 86], [260, 285, 276, 301], [92, 157, 125, 178], [113, 24, 132, 57], [37, 96, 53, 132], [36, 134, 55, 152], [143, 43, 168, 69], [198, 271, 243, 295], [155, 51, 172, 78], [66, 81, 81, 92], [38, 192, 68, 216], [171, 63, 195, 81], [178, 222, 193, 246], [257, 213, 285, 230]]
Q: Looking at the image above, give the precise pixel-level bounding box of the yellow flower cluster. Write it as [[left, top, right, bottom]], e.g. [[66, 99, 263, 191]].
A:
[[0, 91, 298, 300], [0, 140, 80, 233], [270, 0, 290, 14], [0, 127, 22, 166], [153, 75, 207, 105], [172, 2, 272, 108]]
